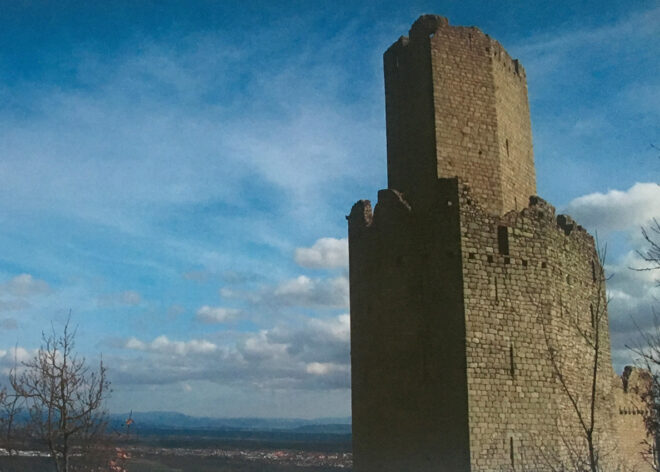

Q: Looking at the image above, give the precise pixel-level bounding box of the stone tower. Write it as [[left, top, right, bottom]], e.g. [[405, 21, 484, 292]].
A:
[[348, 15, 650, 472], [383, 15, 535, 216]]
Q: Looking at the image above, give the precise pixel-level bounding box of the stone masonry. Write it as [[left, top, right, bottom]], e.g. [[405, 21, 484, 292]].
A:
[[348, 15, 651, 472]]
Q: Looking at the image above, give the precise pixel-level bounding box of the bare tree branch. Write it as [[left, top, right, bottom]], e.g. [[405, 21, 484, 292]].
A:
[[8, 316, 112, 472]]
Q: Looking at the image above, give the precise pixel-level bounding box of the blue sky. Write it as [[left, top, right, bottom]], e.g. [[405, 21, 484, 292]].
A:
[[0, 0, 658, 418]]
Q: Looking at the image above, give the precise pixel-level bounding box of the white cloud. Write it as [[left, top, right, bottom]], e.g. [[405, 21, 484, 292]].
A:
[[294, 237, 348, 269], [0, 346, 33, 364], [0, 274, 51, 297], [124, 335, 218, 356], [305, 362, 347, 376], [604, 250, 660, 370], [238, 331, 289, 362], [125, 337, 146, 350], [0, 346, 38, 374], [115, 313, 351, 390], [196, 306, 241, 324], [271, 275, 349, 308], [222, 274, 349, 310], [565, 183, 660, 234], [97, 290, 142, 307]]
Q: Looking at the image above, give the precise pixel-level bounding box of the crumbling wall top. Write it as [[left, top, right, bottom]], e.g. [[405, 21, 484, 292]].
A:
[[347, 200, 373, 229], [621, 366, 653, 395], [409, 14, 449, 40]]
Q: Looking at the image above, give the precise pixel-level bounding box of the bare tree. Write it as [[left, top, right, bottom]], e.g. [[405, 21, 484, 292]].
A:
[[628, 219, 660, 470], [628, 311, 660, 470], [9, 318, 110, 472], [635, 219, 660, 279], [540, 245, 612, 472], [0, 384, 24, 456]]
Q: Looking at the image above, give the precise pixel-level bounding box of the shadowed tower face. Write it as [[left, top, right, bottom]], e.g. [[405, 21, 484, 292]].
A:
[[384, 14, 536, 215]]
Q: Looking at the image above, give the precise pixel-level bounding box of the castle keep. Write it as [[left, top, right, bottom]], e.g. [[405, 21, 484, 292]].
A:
[[348, 15, 650, 471]]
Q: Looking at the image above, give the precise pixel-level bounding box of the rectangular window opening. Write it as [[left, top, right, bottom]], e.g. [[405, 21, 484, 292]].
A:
[[510, 437, 515, 469], [592, 260, 597, 283], [498, 226, 510, 255], [509, 344, 515, 378]]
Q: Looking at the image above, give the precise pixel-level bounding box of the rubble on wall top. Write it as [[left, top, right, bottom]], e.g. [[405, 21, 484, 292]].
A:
[[347, 189, 415, 231], [457, 184, 593, 244], [347, 200, 373, 228], [373, 189, 412, 223], [409, 14, 449, 40], [388, 14, 526, 78], [621, 366, 653, 394]]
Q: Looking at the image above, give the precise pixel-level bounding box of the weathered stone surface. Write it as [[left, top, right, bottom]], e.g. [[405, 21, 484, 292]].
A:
[[349, 14, 650, 472]]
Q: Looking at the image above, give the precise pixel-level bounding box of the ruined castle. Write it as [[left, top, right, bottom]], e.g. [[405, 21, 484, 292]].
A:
[[347, 15, 651, 472]]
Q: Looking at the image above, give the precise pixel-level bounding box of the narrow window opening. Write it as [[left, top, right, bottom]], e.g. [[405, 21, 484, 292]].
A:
[[498, 226, 509, 255], [487, 255, 494, 263], [509, 344, 515, 378], [591, 260, 597, 282], [494, 276, 499, 302], [541, 261, 547, 269], [468, 253, 476, 260], [505, 139, 510, 157], [510, 437, 515, 468], [522, 259, 528, 267]]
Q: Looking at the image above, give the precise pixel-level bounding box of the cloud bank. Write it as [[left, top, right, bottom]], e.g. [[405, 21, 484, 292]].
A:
[[566, 183, 660, 234]]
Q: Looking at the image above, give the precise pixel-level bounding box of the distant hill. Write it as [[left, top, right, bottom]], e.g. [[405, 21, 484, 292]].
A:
[[109, 411, 351, 434]]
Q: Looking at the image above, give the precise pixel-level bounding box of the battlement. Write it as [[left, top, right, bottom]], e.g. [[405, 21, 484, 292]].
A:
[[350, 182, 594, 251]]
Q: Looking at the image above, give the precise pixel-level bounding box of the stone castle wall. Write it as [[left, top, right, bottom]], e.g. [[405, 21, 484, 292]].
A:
[[349, 179, 650, 471], [349, 14, 651, 472], [613, 367, 654, 471], [458, 185, 620, 470]]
